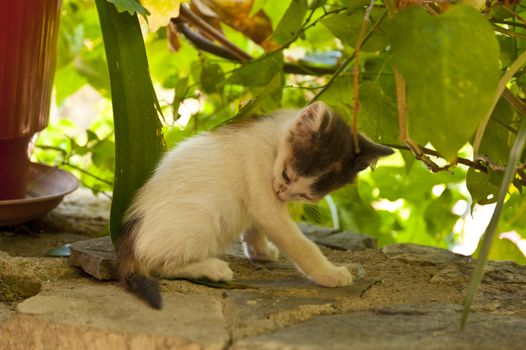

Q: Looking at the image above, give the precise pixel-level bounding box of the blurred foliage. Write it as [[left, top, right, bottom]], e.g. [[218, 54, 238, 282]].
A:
[[33, 0, 526, 263]]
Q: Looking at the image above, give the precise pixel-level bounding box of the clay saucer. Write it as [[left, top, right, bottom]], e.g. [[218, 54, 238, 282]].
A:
[[0, 163, 79, 226]]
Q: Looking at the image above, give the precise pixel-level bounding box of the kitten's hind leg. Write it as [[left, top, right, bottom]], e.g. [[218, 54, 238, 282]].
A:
[[159, 258, 234, 282], [242, 226, 280, 262]]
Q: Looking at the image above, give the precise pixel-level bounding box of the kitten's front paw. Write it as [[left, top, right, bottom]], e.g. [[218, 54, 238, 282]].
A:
[[207, 259, 234, 281], [312, 265, 353, 288]]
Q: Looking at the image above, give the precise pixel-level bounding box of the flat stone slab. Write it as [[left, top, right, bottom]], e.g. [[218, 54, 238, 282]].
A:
[[231, 304, 526, 350], [0, 279, 229, 350]]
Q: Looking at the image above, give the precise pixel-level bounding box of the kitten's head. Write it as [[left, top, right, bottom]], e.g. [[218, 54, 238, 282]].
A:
[[272, 102, 394, 202]]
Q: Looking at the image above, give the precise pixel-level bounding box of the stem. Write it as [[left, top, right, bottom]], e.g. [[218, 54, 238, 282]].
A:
[[351, 0, 376, 154], [461, 116, 526, 330], [65, 163, 114, 186], [473, 49, 526, 155]]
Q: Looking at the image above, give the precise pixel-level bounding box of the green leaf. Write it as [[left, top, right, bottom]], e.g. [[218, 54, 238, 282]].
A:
[[228, 52, 283, 87], [232, 73, 284, 120], [321, 8, 389, 52], [358, 81, 399, 144], [95, 0, 165, 244], [388, 5, 500, 160], [200, 61, 224, 94], [271, 0, 308, 44], [91, 139, 115, 171], [107, 0, 149, 16]]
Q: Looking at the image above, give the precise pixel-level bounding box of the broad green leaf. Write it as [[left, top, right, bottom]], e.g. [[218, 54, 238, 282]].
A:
[[91, 139, 115, 171], [358, 81, 399, 144], [228, 52, 283, 86], [271, 0, 308, 44], [389, 5, 500, 160], [233, 73, 284, 120], [319, 74, 353, 112], [466, 169, 501, 205], [107, 0, 149, 16], [95, 0, 165, 244], [321, 8, 388, 51]]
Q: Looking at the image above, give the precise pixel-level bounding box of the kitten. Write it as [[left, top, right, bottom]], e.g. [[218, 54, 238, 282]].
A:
[[115, 101, 394, 309]]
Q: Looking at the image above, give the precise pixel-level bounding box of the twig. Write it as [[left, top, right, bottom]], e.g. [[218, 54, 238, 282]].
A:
[[311, 9, 387, 102], [64, 163, 114, 186], [351, 0, 376, 154], [386, 144, 485, 172]]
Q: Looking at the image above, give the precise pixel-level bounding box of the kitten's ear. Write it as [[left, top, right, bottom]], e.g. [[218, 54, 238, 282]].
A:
[[291, 102, 330, 140], [352, 134, 395, 172]]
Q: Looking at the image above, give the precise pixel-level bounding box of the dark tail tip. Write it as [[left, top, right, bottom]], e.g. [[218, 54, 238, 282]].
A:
[[124, 273, 162, 309]]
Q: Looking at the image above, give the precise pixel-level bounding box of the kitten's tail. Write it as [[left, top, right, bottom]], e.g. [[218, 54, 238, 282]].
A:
[[115, 217, 162, 309]]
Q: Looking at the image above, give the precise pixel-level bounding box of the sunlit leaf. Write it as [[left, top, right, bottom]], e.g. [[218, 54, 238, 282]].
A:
[[271, 0, 307, 44], [107, 0, 149, 16], [141, 0, 189, 31], [321, 8, 388, 51], [389, 5, 500, 160]]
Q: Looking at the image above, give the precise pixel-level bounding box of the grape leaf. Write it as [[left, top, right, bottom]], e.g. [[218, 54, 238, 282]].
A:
[[321, 8, 388, 52], [271, 0, 307, 44], [388, 5, 500, 160]]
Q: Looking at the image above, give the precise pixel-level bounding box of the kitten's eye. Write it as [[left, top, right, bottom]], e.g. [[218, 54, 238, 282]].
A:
[[282, 168, 290, 184]]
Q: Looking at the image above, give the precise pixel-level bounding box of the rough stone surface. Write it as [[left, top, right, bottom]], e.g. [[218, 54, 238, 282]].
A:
[[231, 304, 526, 350], [0, 280, 229, 350], [69, 236, 115, 280], [1, 190, 526, 349], [0, 251, 78, 301], [382, 243, 471, 265]]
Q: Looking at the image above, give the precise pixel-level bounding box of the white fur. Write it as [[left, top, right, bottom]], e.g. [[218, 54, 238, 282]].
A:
[[126, 108, 352, 287]]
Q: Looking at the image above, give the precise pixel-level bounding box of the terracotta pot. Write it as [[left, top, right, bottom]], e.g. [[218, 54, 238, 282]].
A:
[[0, 0, 62, 200]]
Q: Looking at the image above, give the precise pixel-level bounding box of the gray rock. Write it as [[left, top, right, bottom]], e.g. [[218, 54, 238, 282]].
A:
[[300, 224, 377, 251], [231, 304, 526, 350], [382, 243, 471, 265], [68, 236, 116, 280]]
